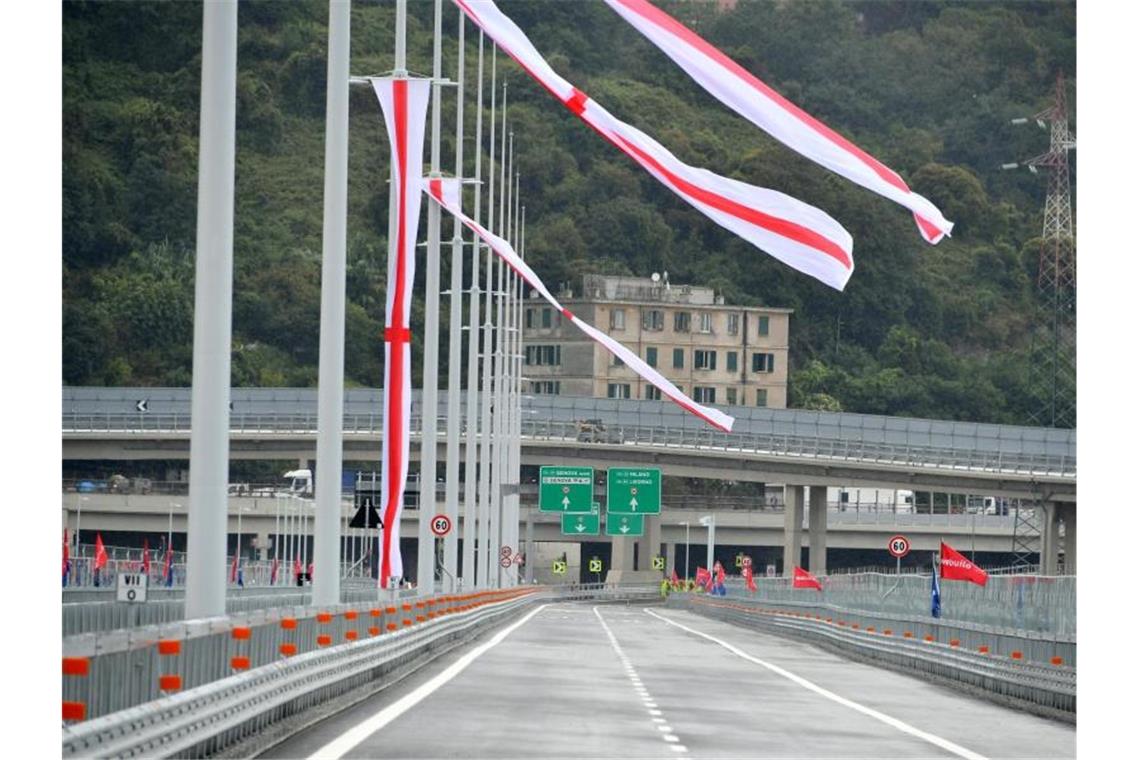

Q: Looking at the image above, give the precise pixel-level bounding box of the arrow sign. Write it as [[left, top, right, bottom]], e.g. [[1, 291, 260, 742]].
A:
[[629, 497, 638, 511], [562, 496, 571, 509], [136, 399, 149, 413], [561, 510, 599, 536], [604, 512, 644, 537]]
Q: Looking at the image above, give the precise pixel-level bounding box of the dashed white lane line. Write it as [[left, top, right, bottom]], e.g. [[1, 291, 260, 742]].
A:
[[644, 608, 989, 760], [595, 606, 688, 756], [305, 604, 549, 759]]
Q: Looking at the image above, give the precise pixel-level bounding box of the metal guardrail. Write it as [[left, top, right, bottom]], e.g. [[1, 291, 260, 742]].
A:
[[549, 582, 661, 603], [670, 594, 1075, 719], [63, 409, 1074, 478], [62, 589, 544, 758]]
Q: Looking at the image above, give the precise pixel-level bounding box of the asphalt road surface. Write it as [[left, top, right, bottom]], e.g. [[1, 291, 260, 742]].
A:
[[262, 603, 1075, 759]]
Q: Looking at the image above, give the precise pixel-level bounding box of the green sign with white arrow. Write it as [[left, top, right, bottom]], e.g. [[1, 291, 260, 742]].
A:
[[606, 468, 661, 514], [605, 513, 645, 537], [539, 466, 594, 513], [562, 503, 601, 536]]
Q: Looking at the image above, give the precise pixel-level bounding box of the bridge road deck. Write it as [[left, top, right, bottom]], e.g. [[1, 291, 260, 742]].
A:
[[263, 603, 1074, 759]]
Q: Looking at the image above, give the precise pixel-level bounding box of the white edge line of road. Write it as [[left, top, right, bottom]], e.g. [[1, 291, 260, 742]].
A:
[[306, 603, 550, 760], [643, 608, 990, 760]]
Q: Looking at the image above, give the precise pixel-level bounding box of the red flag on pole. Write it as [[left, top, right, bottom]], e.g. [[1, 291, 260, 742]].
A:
[[63, 529, 71, 583], [94, 533, 108, 570], [793, 566, 822, 590], [270, 557, 279, 585], [670, 569, 680, 584], [294, 555, 302, 581], [230, 551, 239, 584], [141, 539, 151, 575], [939, 542, 989, 586], [694, 566, 711, 590]]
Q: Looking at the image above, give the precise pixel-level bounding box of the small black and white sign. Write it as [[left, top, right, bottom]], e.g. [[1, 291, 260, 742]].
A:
[[135, 399, 149, 413], [117, 572, 149, 603]]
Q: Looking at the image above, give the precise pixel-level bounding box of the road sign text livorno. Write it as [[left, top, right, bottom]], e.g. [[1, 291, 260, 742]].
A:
[[606, 468, 661, 514], [540, 466, 594, 513]]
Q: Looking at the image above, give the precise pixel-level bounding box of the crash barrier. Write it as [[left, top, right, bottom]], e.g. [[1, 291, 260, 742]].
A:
[[724, 573, 1076, 638], [62, 585, 421, 636], [550, 582, 662, 603], [669, 594, 1074, 720], [61, 587, 541, 724]]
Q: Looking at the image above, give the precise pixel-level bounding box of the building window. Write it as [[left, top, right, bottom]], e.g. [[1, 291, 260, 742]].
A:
[[646, 347, 658, 368], [672, 348, 685, 369], [612, 353, 624, 367], [752, 352, 775, 373], [525, 345, 561, 366], [757, 315, 770, 337], [694, 349, 717, 371], [642, 309, 664, 331], [540, 308, 553, 329], [610, 308, 626, 330], [693, 386, 716, 404], [726, 388, 737, 405], [645, 386, 661, 401], [756, 389, 768, 407], [607, 383, 631, 399], [698, 312, 713, 334], [727, 351, 738, 372], [727, 313, 739, 335], [673, 312, 691, 333], [525, 308, 534, 330], [530, 381, 560, 395]]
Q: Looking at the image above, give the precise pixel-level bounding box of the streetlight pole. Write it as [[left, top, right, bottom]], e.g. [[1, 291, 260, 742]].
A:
[[680, 520, 689, 581], [700, 514, 715, 572]]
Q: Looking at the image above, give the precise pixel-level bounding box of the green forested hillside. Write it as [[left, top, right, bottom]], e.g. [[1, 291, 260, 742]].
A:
[[62, 0, 1076, 425]]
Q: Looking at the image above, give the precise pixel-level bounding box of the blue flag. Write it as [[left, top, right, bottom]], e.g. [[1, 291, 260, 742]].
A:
[[931, 562, 942, 619]]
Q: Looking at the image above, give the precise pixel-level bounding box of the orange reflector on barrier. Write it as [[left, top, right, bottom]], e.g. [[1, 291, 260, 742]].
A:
[[416, 615, 426, 623], [904, 631, 913, 638], [924, 635, 935, 642], [403, 619, 413, 627], [979, 646, 990, 654], [281, 617, 297, 630], [949, 639, 960, 647], [369, 627, 381, 636], [62, 657, 90, 677], [402, 604, 413, 612], [882, 629, 892, 636], [231, 656, 251, 670], [316, 612, 333, 624], [344, 611, 358, 621], [157, 640, 181, 656], [370, 609, 382, 618], [387, 606, 398, 614], [1051, 656, 1064, 666], [280, 643, 297, 656], [1011, 651, 1023, 660], [159, 675, 182, 692], [232, 627, 252, 640], [387, 623, 399, 631], [62, 702, 86, 722], [866, 627, 875, 633], [317, 634, 332, 647]]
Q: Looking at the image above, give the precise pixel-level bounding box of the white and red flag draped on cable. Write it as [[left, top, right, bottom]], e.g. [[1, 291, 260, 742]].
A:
[[424, 177, 734, 431], [453, 0, 855, 290], [372, 78, 432, 584], [793, 566, 822, 590], [602, 0, 953, 244], [939, 541, 989, 586]]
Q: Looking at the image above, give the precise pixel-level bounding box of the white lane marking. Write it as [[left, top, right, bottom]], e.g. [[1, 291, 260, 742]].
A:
[[644, 608, 989, 760], [670, 744, 688, 752], [595, 607, 688, 755], [307, 604, 549, 760]]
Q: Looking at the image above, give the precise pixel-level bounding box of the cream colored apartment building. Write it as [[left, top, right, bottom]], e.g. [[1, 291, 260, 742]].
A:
[[521, 274, 790, 408]]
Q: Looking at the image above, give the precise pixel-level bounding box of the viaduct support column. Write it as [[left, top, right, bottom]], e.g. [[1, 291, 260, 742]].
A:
[[1039, 501, 1060, 575], [808, 486, 828, 577], [782, 485, 804, 576], [611, 536, 634, 573], [1060, 504, 1076, 575]]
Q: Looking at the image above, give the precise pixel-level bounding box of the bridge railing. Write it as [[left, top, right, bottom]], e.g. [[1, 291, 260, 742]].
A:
[[64, 410, 1074, 477]]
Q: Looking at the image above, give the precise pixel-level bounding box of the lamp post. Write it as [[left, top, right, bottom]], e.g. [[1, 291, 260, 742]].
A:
[[74, 494, 88, 555], [679, 520, 690, 581], [699, 514, 715, 572]]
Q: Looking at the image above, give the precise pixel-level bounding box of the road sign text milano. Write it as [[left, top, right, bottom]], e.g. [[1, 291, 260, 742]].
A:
[[606, 468, 661, 514], [540, 466, 594, 513]]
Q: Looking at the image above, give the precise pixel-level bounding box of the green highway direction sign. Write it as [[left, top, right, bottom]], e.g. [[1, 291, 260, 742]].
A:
[[606, 468, 661, 514], [562, 502, 601, 536], [539, 466, 594, 513], [605, 513, 645, 537]]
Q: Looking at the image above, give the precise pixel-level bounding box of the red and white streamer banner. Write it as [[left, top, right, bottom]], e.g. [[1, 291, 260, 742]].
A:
[[372, 77, 431, 583], [424, 177, 734, 432], [603, 0, 953, 245], [453, 0, 855, 291]]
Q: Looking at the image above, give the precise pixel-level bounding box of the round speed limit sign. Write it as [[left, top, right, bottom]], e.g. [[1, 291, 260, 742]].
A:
[[430, 514, 453, 537], [887, 535, 911, 558]]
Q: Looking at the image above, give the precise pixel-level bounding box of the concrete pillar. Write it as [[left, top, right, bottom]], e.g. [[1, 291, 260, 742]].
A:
[[524, 510, 535, 584], [665, 540, 676, 576], [611, 536, 634, 572], [644, 515, 662, 571], [782, 485, 804, 576], [808, 486, 827, 577], [1060, 504, 1076, 575], [1040, 501, 1060, 575], [255, 531, 270, 562]]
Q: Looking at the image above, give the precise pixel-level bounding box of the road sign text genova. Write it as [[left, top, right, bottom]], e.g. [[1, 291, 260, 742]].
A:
[[606, 468, 661, 514], [540, 466, 594, 513]]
